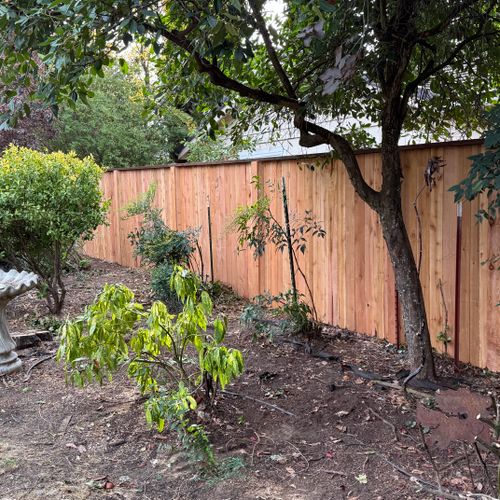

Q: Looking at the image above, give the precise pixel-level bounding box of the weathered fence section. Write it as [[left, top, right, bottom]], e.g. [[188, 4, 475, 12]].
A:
[[85, 141, 500, 371]]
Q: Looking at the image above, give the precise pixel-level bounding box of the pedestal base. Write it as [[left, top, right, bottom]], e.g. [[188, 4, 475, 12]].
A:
[[0, 350, 22, 376]]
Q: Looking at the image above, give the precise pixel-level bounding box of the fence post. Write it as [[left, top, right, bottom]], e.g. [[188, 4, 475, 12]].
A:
[[247, 161, 260, 298]]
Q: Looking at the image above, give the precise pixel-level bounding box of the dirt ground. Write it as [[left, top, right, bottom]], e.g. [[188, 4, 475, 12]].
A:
[[1, 259, 499, 500]]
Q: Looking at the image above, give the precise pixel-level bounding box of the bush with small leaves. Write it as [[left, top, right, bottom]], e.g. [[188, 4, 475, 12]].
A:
[[0, 146, 108, 313]]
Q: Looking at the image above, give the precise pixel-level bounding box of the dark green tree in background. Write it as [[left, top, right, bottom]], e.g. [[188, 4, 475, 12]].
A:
[[1, 1, 499, 380], [45, 68, 193, 168]]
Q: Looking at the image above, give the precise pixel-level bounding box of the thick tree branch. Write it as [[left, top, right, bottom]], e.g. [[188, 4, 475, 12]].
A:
[[248, 0, 297, 99], [294, 116, 381, 208], [147, 22, 300, 110]]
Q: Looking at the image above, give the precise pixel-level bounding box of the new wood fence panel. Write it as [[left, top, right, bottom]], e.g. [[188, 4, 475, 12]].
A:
[[84, 141, 500, 371]]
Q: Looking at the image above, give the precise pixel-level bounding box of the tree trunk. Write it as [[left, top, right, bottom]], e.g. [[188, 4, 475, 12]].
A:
[[377, 171, 436, 381]]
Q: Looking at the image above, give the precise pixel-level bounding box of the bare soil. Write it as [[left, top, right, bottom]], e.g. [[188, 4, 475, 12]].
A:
[[1, 259, 499, 500]]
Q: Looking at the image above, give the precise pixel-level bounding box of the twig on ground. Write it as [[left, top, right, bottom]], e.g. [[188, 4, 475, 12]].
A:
[[419, 424, 442, 491], [58, 415, 72, 435], [317, 469, 347, 476], [368, 407, 398, 442], [286, 441, 310, 472], [23, 354, 55, 382], [250, 431, 261, 466], [474, 442, 495, 491], [222, 389, 296, 417], [439, 454, 468, 472], [462, 442, 475, 492]]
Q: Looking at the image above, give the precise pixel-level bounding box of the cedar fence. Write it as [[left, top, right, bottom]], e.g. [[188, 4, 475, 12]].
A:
[[85, 140, 500, 371]]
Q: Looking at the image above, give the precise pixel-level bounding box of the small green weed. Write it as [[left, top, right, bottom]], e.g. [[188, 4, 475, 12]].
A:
[[29, 315, 64, 334]]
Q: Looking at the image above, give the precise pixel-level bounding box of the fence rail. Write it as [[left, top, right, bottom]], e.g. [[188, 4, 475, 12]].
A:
[[85, 141, 500, 371]]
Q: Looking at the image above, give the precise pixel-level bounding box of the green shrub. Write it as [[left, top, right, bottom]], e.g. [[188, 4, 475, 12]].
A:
[[241, 290, 319, 340], [151, 262, 182, 312], [125, 183, 206, 305], [125, 183, 198, 267], [0, 146, 108, 313], [57, 267, 243, 465]]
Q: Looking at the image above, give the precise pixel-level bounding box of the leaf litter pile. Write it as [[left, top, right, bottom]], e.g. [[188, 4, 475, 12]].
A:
[[1, 259, 499, 499]]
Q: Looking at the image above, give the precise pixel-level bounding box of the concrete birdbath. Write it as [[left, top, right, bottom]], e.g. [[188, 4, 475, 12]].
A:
[[0, 269, 38, 376]]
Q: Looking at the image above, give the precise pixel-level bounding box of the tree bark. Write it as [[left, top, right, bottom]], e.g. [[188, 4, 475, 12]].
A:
[[377, 128, 436, 381], [378, 193, 436, 381]]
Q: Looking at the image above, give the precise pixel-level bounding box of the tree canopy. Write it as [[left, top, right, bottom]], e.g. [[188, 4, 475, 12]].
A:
[[1, 1, 498, 143]]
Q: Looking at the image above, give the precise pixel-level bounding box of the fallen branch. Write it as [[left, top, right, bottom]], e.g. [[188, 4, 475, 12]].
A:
[[221, 390, 296, 417], [317, 469, 347, 476], [473, 442, 495, 491], [372, 379, 434, 399], [368, 407, 398, 442], [23, 354, 55, 382], [419, 424, 442, 491], [286, 441, 310, 472]]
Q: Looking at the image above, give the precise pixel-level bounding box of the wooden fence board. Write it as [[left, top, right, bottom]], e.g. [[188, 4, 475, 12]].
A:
[[84, 141, 499, 371]]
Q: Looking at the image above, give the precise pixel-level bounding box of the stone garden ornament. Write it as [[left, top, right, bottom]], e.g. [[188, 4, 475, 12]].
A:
[[0, 269, 38, 376]]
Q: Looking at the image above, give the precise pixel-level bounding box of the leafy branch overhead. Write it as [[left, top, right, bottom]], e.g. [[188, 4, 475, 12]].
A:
[[450, 105, 500, 222]]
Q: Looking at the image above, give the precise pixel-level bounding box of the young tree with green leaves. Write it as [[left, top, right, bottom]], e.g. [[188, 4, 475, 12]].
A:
[[58, 266, 244, 463], [1, 1, 499, 380]]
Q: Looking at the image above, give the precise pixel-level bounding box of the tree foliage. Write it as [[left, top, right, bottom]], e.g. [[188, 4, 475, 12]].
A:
[[1, 1, 497, 140], [0, 48, 54, 153], [450, 105, 500, 222], [184, 133, 248, 163], [45, 68, 192, 168], [0, 146, 108, 313]]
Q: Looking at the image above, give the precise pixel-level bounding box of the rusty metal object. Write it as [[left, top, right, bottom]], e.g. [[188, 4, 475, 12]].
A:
[[417, 388, 492, 449]]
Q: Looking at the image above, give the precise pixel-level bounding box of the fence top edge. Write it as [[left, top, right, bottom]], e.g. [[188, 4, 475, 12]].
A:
[[104, 138, 483, 173]]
